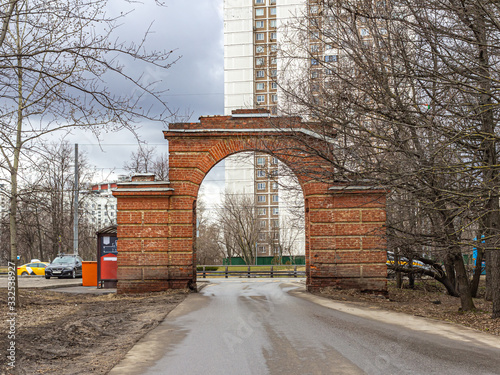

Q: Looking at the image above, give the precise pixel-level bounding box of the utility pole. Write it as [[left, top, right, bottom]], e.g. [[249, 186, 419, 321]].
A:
[[73, 143, 79, 255]]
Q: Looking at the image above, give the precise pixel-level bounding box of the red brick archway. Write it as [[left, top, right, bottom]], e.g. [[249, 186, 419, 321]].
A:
[[113, 110, 387, 293]]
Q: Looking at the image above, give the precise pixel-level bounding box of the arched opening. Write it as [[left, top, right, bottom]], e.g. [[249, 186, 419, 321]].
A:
[[196, 151, 306, 267]]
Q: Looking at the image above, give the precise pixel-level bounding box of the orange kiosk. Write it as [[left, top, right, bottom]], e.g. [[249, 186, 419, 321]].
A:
[[97, 225, 118, 288]]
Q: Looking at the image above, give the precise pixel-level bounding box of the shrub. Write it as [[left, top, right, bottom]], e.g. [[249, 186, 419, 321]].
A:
[[196, 266, 219, 271]]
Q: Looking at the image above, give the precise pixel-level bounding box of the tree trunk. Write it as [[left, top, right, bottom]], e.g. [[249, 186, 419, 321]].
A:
[[444, 255, 456, 293], [10, 28, 23, 308], [396, 271, 402, 289], [492, 249, 500, 318], [408, 257, 415, 289], [454, 254, 475, 311], [408, 273, 415, 289], [470, 245, 483, 298], [486, 249, 493, 301]]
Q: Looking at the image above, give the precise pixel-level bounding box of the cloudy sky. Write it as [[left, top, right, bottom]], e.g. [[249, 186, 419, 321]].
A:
[[69, 0, 225, 190]]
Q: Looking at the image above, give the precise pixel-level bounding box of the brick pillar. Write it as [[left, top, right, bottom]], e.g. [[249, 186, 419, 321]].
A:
[[112, 175, 196, 293], [307, 186, 387, 292]]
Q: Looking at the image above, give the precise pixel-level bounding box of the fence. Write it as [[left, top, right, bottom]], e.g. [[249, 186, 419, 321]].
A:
[[222, 256, 306, 266], [197, 265, 306, 279]]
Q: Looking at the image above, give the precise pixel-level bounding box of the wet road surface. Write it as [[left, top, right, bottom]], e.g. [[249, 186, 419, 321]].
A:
[[109, 279, 500, 375]]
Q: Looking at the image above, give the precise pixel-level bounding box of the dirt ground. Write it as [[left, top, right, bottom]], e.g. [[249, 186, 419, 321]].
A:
[[316, 279, 500, 336], [1, 279, 499, 375], [0, 289, 188, 375]]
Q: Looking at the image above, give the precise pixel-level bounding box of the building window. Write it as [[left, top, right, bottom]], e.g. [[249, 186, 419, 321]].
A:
[[256, 57, 265, 66], [259, 233, 266, 241], [325, 68, 335, 75], [256, 33, 265, 41], [311, 31, 319, 39], [257, 157, 266, 165], [311, 58, 319, 65], [270, 19, 277, 27], [325, 55, 337, 62], [272, 94, 278, 102], [271, 157, 278, 164], [257, 95, 265, 103], [272, 195, 279, 202], [258, 246, 267, 253], [270, 44, 277, 52], [258, 207, 267, 215], [272, 182, 278, 189], [257, 182, 266, 190], [256, 0, 264, 4], [256, 82, 265, 90], [310, 5, 318, 14], [255, 21, 264, 29], [311, 44, 319, 53], [256, 8, 264, 16], [272, 219, 279, 228], [271, 69, 277, 77], [311, 70, 319, 79], [270, 32, 277, 40], [256, 45, 265, 53], [271, 57, 277, 65], [360, 28, 370, 37], [270, 0, 276, 3], [256, 70, 265, 78], [273, 207, 279, 215], [260, 220, 267, 228], [257, 170, 266, 177], [257, 195, 266, 202], [271, 82, 277, 89]]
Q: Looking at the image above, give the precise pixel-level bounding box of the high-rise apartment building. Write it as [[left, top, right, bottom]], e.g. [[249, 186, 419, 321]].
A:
[[224, 0, 307, 115], [225, 149, 303, 257], [223, 1, 308, 258]]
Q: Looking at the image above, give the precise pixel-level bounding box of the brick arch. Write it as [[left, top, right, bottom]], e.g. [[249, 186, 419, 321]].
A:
[[113, 110, 388, 294], [172, 136, 322, 199]]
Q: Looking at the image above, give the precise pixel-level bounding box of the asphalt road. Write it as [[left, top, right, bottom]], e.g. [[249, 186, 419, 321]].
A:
[[0, 274, 82, 289], [110, 279, 500, 375]]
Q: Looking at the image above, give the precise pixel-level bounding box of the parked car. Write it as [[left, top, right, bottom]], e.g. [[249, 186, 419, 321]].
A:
[[45, 254, 83, 279], [17, 262, 49, 276]]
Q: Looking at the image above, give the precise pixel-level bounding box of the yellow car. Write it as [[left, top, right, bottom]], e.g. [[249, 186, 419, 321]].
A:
[[17, 262, 49, 276]]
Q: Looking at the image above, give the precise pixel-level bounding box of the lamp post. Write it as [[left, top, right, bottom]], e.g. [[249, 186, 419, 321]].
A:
[[73, 144, 79, 255]]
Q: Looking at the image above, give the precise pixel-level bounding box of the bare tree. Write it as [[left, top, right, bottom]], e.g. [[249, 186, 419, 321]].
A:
[[123, 145, 169, 180], [123, 145, 158, 175], [0, 0, 177, 307], [216, 192, 259, 265], [14, 141, 97, 263], [195, 201, 224, 265], [152, 152, 169, 181], [276, 0, 500, 314]]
